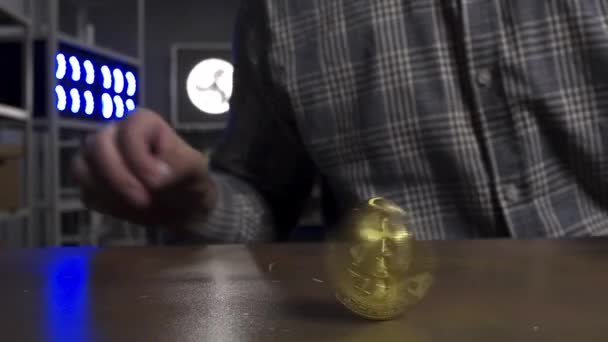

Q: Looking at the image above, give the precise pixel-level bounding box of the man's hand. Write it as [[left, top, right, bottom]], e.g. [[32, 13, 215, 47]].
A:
[[72, 109, 217, 228]]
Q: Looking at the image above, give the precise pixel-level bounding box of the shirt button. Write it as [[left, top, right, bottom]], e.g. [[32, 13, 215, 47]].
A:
[[503, 184, 521, 204], [476, 68, 492, 88]]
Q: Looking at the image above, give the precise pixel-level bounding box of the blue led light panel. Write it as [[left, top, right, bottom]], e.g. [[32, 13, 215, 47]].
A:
[[54, 43, 139, 121]]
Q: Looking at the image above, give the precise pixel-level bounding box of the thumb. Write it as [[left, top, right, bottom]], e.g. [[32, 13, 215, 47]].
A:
[[152, 123, 209, 187], [116, 109, 194, 190]]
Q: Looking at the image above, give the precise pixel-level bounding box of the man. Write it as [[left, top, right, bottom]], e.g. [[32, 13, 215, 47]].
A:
[[73, 0, 608, 242]]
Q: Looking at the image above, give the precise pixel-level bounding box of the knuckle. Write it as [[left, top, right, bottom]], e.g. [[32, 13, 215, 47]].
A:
[[131, 108, 156, 118], [125, 109, 149, 125], [116, 179, 138, 197]]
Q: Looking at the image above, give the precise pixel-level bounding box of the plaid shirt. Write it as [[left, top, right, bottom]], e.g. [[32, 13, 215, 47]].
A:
[[191, 0, 608, 242]]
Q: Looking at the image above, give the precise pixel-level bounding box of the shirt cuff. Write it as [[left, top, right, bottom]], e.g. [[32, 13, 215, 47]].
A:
[[183, 172, 275, 242]]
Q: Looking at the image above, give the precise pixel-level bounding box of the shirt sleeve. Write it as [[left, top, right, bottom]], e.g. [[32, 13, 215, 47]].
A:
[[184, 0, 316, 242]]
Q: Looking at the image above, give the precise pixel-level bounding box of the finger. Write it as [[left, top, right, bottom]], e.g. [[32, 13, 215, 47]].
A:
[[135, 109, 209, 183], [81, 186, 171, 227], [117, 110, 173, 189], [154, 126, 209, 183], [76, 121, 174, 226], [83, 125, 150, 208]]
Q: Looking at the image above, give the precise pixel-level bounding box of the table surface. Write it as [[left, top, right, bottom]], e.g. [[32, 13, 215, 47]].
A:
[[1, 239, 607, 341]]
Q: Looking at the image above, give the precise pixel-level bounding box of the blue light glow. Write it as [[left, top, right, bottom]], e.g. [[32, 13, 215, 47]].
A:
[[125, 99, 136, 112], [45, 250, 97, 342], [70, 89, 81, 113], [55, 49, 138, 120], [113, 69, 125, 94], [113, 96, 125, 118], [55, 85, 67, 111], [69, 56, 81, 82], [102, 93, 113, 119], [83, 60, 95, 85], [84, 91, 94, 115], [101, 66, 112, 89], [56, 53, 67, 80], [125, 72, 137, 97]]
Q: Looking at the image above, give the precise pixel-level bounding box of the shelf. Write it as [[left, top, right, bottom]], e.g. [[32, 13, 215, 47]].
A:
[[0, 208, 29, 220], [174, 122, 227, 133], [58, 33, 141, 67], [34, 117, 110, 131], [0, 2, 31, 26], [0, 103, 28, 121], [59, 198, 84, 212], [0, 25, 24, 40], [60, 187, 80, 197], [60, 118, 110, 131], [59, 139, 81, 149]]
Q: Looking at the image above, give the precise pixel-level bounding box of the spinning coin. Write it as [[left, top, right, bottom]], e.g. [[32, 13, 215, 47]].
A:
[[326, 197, 435, 320]]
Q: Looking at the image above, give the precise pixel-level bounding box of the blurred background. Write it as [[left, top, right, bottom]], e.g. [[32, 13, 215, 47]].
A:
[[0, 0, 322, 248]]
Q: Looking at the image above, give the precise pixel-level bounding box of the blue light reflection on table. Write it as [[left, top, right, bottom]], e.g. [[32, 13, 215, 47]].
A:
[[44, 248, 98, 342]]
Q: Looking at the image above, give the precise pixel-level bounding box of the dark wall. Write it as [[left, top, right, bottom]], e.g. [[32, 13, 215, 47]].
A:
[[58, 0, 139, 58], [145, 0, 241, 117]]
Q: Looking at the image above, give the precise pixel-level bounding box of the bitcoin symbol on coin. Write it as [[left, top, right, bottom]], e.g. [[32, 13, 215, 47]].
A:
[[326, 197, 434, 320]]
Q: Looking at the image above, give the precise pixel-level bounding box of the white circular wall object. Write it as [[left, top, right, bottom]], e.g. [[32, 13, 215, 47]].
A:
[[186, 58, 234, 115]]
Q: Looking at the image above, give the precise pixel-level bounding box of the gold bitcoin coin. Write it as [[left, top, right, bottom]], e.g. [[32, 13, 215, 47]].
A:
[[326, 197, 435, 320]]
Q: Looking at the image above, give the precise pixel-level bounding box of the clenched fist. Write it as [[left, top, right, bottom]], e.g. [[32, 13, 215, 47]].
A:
[[72, 109, 217, 228]]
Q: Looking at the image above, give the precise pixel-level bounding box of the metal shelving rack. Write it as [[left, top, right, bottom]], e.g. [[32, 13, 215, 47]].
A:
[[0, 0, 34, 247], [32, 0, 146, 247]]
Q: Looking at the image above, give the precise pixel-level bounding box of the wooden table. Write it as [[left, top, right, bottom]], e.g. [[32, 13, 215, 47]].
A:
[[0, 240, 606, 341]]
